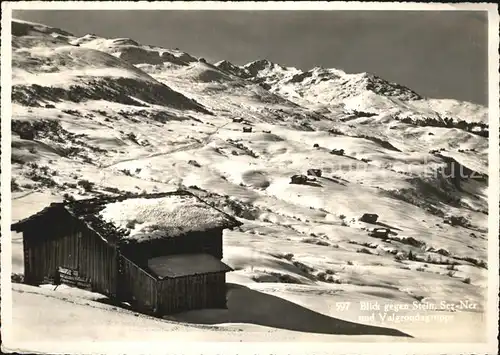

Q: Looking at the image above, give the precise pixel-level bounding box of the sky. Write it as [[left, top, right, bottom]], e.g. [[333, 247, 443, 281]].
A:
[[13, 10, 489, 105]]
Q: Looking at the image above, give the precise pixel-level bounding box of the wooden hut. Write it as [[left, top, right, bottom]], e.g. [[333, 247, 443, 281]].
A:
[[11, 189, 242, 316]]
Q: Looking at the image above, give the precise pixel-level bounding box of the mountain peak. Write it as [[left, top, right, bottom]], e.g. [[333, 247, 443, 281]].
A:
[[214, 60, 251, 78], [214, 60, 237, 68], [244, 59, 275, 66], [243, 59, 283, 76], [354, 72, 423, 100]]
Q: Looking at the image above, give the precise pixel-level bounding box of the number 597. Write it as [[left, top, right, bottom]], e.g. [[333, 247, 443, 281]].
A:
[[335, 302, 351, 311]]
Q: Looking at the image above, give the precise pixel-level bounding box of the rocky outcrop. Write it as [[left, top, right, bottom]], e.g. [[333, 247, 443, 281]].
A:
[[307, 169, 322, 177], [188, 160, 201, 168]]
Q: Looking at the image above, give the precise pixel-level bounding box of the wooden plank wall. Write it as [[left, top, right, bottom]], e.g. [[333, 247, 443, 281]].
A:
[[200, 229, 223, 259], [23, 210, 76, 284], [120, 228, 224, 263], [78, 227, 118, 297], [21, 210, 227, 316], [120, 255, 158, 314], [23, 209, 118, 297], [157, 272, 227, 315]]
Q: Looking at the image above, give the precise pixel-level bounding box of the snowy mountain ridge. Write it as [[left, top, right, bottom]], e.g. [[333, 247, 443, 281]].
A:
[[12, 19, 488, 125]]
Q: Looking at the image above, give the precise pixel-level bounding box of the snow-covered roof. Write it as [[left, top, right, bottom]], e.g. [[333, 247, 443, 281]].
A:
[[11, 190, 242, 245], [98, 193, 240, 243], [147, 253, 233, 279]]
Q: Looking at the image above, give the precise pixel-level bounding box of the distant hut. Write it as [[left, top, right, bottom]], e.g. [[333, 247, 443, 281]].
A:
[[11, 190, 242, 316], [368, 228, 389, 239], [290, 174, 308, 185], [359, 213, 379, 224]]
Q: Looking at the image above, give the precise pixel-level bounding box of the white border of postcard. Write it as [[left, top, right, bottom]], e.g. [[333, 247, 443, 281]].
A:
[[1, 2, 499, 354]]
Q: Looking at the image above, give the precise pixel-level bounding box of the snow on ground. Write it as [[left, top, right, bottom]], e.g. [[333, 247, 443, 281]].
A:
[[9, 280, 486, 351], [6, 18, 491, 350]]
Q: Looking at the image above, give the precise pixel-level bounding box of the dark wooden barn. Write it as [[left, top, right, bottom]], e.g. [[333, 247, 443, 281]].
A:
[[11, 189, 242, 315]]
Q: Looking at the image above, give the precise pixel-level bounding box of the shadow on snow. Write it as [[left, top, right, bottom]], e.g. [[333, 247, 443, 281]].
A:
[[167, 283, 413, 338]]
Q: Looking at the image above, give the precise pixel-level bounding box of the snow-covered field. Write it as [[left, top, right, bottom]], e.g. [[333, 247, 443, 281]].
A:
[[4, 19, 493, 352]]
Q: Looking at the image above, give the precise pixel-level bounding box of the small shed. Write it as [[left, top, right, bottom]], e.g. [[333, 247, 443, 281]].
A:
[[11, 190, 242, 315], [359, 213, 379, 224]]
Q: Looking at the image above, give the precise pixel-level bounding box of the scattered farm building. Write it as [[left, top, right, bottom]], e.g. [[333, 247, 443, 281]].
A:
[[11, 190, 242, 316]]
